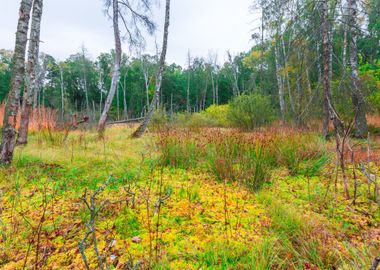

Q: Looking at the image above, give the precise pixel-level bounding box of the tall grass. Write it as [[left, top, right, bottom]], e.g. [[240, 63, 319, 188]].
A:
[[158, 128, 328, 190], [0, 104, 57, 131]]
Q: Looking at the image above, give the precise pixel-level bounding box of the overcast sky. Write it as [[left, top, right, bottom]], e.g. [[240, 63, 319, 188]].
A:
[[0, 0, 257, 66]]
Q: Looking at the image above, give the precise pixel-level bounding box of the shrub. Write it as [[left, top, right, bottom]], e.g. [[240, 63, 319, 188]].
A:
[[170, 105, 231, 129], [148, 108, 169, 131], [187, 113, 216, 128], [228, 93, 276, 130], [363, 73, 380, 113], [202, 104, 230, 127]]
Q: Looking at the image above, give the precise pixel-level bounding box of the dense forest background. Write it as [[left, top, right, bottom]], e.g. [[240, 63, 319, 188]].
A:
[[0, 0, 379, 128]]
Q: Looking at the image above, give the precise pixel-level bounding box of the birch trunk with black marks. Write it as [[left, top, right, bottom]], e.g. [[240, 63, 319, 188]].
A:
[[348, 0, 368, 138], [340, 0, 348, 71], [98, 0, 122, 135], [141, 56, 151, 113], [17, 0, 44, 145], [122, 72, 128, 119], [81, 47, 90, 116], [186, 50, 191, 113], [215, 75, 219, 105], [59, 64, 65, 121], [33, 54, 47, 110], [132, 0, 171, 138], [0, 0, 33, 164], [322, 0, 331, 139], [275, 43, 285, 124]]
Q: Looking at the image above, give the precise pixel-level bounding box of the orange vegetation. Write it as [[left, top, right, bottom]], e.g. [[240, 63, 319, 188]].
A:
[[0, 104, 57, 131]]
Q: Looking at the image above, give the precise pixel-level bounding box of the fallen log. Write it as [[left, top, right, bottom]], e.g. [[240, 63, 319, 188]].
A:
[[106, 117, 145, 126]]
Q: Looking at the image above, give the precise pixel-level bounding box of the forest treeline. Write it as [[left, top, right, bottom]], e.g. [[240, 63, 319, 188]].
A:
[[0, 0, 379, 148]]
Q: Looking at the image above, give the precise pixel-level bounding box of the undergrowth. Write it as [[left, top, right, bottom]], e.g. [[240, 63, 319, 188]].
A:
[[0, 126, 378, 269], [158, 128, 329, 190]]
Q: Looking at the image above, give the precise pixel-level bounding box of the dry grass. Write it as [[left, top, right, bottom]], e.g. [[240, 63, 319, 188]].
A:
[[0, 104, 57, 131], [368, 115, 380, 128]]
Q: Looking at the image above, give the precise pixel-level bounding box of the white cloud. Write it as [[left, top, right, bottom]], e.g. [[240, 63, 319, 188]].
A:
[[0, 0, 257, 65]]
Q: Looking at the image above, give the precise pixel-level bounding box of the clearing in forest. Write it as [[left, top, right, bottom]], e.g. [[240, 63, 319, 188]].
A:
[[0, 126, 379, 269]]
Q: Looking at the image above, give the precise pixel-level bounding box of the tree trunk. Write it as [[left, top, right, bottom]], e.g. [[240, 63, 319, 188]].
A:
[[186, 50, 191, 113], [281, 35, 295, 115], [275, 43, 286, 124], [123, 73, 128, 119], [84, 76, 89, 115], [322, 0, 331, 139], [141, 58, 150, 113], [187, 71, 191, 113], [340, 0, 347, 70], [17, 0, 44, 146], [98, 0, 122, 135], [99, 72, 103, 116], [116, 82, 120, 120], [348, 0, 368, 138], [211, 71, 215, 105], [60, 64, 65, 121], [0, 0, 33, 164], [132, 0, 171, 138], [216, 77, 219, 105]]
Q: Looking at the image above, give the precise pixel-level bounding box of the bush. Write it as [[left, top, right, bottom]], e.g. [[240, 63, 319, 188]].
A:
[[202, 104, 230, 127], [171, 105, 231, 129], [149, 108, 169, 131], [362, 73, 380, 113], [187, 113, 216, 128], [228, 93, 276, 130]]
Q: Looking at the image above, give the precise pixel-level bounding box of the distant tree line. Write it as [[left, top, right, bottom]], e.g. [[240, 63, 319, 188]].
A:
[[0, 0, 379, 132]]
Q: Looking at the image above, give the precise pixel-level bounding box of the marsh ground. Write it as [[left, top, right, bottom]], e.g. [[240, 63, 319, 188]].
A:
[[0, 126, 379, 269]]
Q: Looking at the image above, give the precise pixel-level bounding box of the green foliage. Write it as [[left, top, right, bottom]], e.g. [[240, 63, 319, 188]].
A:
[[149, 108, 169, 132], [0, 49, 12, 102], [170, 106, 230, 129], [186, 113, 216, 128], [202, 104, 230, 127], [228, 93, 276, 130], [115, 207, 140, 239], [361, 71, 380, 112]]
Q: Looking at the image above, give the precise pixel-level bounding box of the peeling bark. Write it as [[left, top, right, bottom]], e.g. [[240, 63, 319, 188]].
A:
[[17, 0, 44, 145], [348, 0, 368, 138], [132, 0, 171, 138], [98, 0, 122, 135], [0, 0, 33, 164]]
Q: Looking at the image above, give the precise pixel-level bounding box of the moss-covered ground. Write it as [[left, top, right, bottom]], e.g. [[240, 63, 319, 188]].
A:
[[0, 126, 379, 269]]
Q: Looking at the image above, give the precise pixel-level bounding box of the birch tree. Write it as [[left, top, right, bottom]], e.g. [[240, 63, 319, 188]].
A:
[[186, 50, 192, 113], [17, 0, 44, 145], [32, 53, 48, 110], [0, 0, 33, 164], [226, 51, 240, 96], [98, 0, 155, 135], [59, 62, 65, 120], [81, 46, 90, 116], [132, 0, 171, 138], [321, 0, 331, 138], [275, 43, 286, 123], [98, 0, 121, 134], [348, 0, 368, 137]]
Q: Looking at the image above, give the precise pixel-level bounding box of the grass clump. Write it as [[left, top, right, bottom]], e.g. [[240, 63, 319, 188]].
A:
[[158, 128, 328, 190]]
